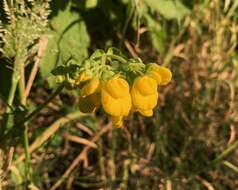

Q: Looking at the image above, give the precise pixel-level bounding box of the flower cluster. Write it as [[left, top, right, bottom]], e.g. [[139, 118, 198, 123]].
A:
[[53, 48, 172, 127]]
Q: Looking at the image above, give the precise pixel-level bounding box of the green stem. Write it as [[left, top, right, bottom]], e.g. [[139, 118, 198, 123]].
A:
[[0, 84, 64, 146], [213, 139, 238, 163], [109, 128, 116, 183], [18, 62, 26, 105], [223, 161, 238, 173], [0, 94, 14, 111], [15, 84, 64, 127], [6, 78, 18, 112], [106, 54, 127, 64], [98, 138, 106, 180], [4, 58, 20, 132], [6, 64, 19, 113], [120, 1, 135, 48], [162, 27, 186, 67], [14, 50, 31, 183], [23, 124, 32, 182]]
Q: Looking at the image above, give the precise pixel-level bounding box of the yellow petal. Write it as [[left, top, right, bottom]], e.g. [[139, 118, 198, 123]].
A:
[[101, 88, 131, 116], [149, 71, 162, 85], [131, 85, 158, 111], [151, 64, 172, 85], [80, 78, 100, 97], [138, 109, 153, 117], [134, 75, 157, 96], [104, 77, 130, 98], [112, 116, 124, 127]]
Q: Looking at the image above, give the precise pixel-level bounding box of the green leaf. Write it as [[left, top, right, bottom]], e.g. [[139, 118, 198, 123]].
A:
[[144, 0, 190, 20], [51, 5, 90, 62], [40, 4, 90, 88], [40, 32, 59, 79], [85, 0, 98, 9], [144, 14, 164, 53]]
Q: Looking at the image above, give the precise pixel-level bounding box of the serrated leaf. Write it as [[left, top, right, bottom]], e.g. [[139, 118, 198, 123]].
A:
[[144, 0, 190, 20], [51, 4, 90, 62]]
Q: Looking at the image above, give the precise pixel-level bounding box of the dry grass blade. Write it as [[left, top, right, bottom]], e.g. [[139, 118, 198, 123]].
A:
[[50, 123, 112, 190], [0, 146, 14, 187], [228, 124, 236, 145], [196, 176, 215, 190], [76, 123, 94, 136], [13, 111, 82, 165], [166, 180, 172, 190], [66, 175, 74, 190], [63, 133, 97, 149], [223, 161, 238, 173], [24, 36, 48, 101]]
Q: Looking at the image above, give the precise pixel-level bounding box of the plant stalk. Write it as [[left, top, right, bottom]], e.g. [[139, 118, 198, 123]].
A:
[[106, 54, 127, 64]]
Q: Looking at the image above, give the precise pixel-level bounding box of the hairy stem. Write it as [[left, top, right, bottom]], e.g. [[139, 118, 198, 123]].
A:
[[18, 61, 26, 105], [5, 53, 21, 131], [14, 50, 32, 183], [6, 77, 18, 113]]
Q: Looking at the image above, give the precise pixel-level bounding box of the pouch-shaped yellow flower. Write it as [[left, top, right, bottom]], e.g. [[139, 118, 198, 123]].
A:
[[80, 78, 100, 98], [101, 77, 131, 117], [149, 64, 172, 85], [131, 75, 158, 117], [78, 93, 101, 113]]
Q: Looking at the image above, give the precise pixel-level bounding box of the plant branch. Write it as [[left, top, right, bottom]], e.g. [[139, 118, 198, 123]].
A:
[[13, 111, 83, 165], [50, 123, 112, 190], [24, 37, 48, 101]]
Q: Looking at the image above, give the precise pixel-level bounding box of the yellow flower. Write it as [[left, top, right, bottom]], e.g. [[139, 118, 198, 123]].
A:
[[80, 78, 100, 97], [111, 116, 123, 127], [149, 70, 162, 84], [78, 93, 101, 113], [131, 75, 158, 117], [148, 64, 172, 85], [78, 78, 101, 113], [75, 71, 92, 85], [101, 77, 132, 126]]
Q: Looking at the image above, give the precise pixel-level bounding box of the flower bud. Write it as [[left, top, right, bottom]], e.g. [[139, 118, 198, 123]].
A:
[[148, 64, 172, 85]]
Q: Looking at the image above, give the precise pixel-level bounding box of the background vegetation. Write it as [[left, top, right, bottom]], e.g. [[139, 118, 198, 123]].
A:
[[0, 0, 238, 189]]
